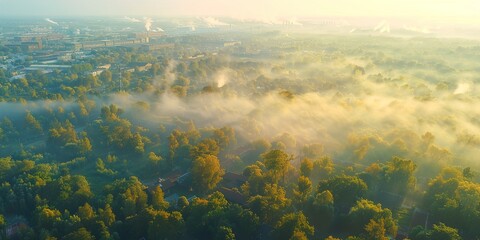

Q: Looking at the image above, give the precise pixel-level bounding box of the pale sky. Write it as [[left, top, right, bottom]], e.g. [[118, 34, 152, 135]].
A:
[[0, 0, 479, 20]]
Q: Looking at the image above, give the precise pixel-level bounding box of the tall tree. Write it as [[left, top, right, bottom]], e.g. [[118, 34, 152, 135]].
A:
[[262, 150, 292, 184], [318, 175, 368, 211], [191, 154, 224, 193], [271, 212, 314, 240], [293, 176, 312, 206], [348, 199, 397, 238]]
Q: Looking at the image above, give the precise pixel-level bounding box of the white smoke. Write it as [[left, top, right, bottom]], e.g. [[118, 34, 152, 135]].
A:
[[45, 18, 59, 25], [124, 16, 141, 23], [156, 27, 165, 32], [403, 25, 431, 34], [144, 17, 153, 31], [454, 83, 471, 95], [201, 17, 229, 27], [288, 17, 303, 26], [215, 70, 230, 88], [259, 17, 283, 25], [374, 20, 390, 33]]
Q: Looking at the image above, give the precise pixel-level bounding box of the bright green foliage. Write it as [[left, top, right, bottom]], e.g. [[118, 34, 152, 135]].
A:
[[423, 170, 480, 238], [312, 156, 334, 180], [262, 149, 292, 183], [293, 176, 312, 205], [184, 192, 260, 240], [248, 184, 291, 223], [215, 226, 236, 240], [429, 223, 462, 240], [43, 175, 93, 211], [380, 156, 416, 196], [98, 204, 116, 227], [318, 175, 368, 210], [348, 199, 397, 238], [213, 126, 236, 149], [242, 162, 267, 196], [305, 190, 335, 231], [150, 185, 169, 210], [191, 138, 220, 158], [148, 210, 185, 240], [105, 176, 147, 219], [191, 154, 224, 193], [77, 202, 95, 221], [364, 219, 388, 240], [63, 228, 95, 240], [271, 212, 314, 240], [25, 111, 43, 133], [300, 158, 313, 177]]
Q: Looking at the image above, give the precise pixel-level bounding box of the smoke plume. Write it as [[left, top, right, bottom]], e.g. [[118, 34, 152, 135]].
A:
[[124, 16, 141, 23], [45, 18, 59, 25], [144, 17, 153, 31]]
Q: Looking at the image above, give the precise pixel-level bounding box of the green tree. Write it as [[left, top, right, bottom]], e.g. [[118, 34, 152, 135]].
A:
[[293, 176, 312, 205], [248, 184, 291, 223], [98, 204, 116, 227], [131, 132, 145, 153], [184, 192, 259, 240], [380, 156, 416, 196], [348, 199, 397, 237], [148, 210, 185, 240], [423, 170, 480, 237], [306, 190, 334, 230], [77, 202, 95, 221], [429, 223, 461, 240], [36, 206, 62, 230], [168, 131, 180, 167], [318, 175, 367, 211], [365, 219, 388, 240], [215, 226, 236, 240], [99, 69, 112, 83], [63, 227, 95, 240], [150, 186, 169, 210], [191, 138, 220, 158], [213, 126, 236, 149], [300, 158, 313, 177], [191, 154, 224, 193], [262, 150, 292, 184], [106, 176, 148, 219], [0, 214, 5, 240], [25, 111, 43, 133], [271, 212, 314, 240], [148, 152, 162, 165], [43, 175, 93, 211], [78, 133, 92, 154], [242, 162, 268, 196], [312, 156, 334, 180]]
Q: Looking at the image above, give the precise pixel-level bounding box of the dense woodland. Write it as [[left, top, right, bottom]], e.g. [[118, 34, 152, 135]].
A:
[[1, 32, 480, 239]]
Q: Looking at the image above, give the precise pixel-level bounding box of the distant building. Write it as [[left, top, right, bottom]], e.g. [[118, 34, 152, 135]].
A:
[[70, 33, 152, 51], [224, 41, 241, 47], [98, 64, 111, 70], [24, 64, 71, 72], [218, 187, 247, 205], [129, 62, 152, 72], [158, 170, 191, 193], [88, 69, 104, 77], [141, 43, 175, 51], [186, 53, 205, 60], [7, 36, 43, 51]]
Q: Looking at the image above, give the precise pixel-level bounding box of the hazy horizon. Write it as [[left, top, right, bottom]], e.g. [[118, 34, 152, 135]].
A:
[[1, 0, 479, 23]]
